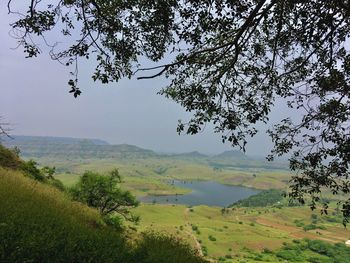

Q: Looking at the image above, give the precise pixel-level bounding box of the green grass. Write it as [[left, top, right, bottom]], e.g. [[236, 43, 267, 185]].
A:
[[0, 167, 128, 262], [131, 204, 350, 262], [0, 167, 207, 263]]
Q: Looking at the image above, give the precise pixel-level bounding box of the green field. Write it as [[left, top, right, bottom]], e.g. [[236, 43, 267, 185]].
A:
[[131, 204, 350, 262]]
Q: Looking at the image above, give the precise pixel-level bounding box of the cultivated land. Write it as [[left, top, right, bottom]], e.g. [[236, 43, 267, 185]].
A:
[[3, 136, 350, 262]]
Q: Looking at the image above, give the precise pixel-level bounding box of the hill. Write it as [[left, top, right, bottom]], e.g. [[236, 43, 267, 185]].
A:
[[3, 135, 109, 145], [171, 151, 208, 159], [3, 135, 156, 159], [3, 135, 289, 172], [214, 150, 248, 160]]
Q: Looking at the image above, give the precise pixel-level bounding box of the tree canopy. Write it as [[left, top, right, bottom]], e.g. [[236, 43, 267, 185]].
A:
[[70, 169, 139, 221], [6, 0, 350, 222]]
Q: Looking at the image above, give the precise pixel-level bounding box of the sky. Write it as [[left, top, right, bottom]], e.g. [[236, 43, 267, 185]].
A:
[[0, 3, 292, 155]]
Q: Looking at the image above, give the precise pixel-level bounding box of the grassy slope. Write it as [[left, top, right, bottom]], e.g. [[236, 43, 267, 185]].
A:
[[0, 167, 206, 263], [0, 167, 129, 262]]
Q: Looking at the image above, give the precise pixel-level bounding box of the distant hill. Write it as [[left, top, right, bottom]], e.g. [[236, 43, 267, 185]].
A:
[[1, 135, 288, 170], [209, 150, 289, 171], [172, 151, 208, 159], [2, 135, 156, 159], [3, 135, 109, 145], [214, 150, 248, 159]]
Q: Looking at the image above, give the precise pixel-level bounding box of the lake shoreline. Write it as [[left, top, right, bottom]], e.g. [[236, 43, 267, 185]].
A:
[[139, 180, 260, 207]]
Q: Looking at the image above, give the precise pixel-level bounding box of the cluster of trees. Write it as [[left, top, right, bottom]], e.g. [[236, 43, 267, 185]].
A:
[[230, 189, 285, 207], [5, 0, 350, 222]]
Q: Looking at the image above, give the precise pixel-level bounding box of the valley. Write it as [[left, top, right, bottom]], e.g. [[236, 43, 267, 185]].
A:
[[2, 136, 350, 262]]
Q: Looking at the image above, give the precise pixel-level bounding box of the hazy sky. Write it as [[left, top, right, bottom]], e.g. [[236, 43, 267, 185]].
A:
[[0, 4, 292, 155]]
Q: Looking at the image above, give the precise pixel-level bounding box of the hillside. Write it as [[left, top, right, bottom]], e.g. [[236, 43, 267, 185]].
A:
[[3, 136, 157, 159], [0, 145, 207, 263]]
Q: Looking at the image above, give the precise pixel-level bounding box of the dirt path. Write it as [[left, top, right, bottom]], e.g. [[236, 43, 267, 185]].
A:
[[183, 208, 203, 257]]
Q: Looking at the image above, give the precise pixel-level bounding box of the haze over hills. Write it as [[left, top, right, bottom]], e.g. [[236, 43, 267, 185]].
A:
[[2, 135, 109, 145], [213, 150, 248, 160], [1, 135, 289, 170], [2, 135, 155, 159]]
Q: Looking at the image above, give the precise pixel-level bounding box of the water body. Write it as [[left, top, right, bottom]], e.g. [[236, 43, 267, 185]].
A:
[[140, 180, 260, 207]]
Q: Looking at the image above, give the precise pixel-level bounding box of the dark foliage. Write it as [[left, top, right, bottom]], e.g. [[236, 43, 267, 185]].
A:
[[0, 144, 23, 170], [230, 189, 285, 207]]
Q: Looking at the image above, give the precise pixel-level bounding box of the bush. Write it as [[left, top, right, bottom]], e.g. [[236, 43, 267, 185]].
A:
[[263, 248, 272, 254], [303, 224, 317, 231], [0, 144, 24, 169], [276, 250, 304, 261], [208, 235, 216, 241], [294, 219, 305, 227]]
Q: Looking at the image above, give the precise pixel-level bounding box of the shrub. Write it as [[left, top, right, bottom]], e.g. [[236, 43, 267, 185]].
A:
[[0, 144, 24, 169], [208, 235, 216, 241], [276, 250, 304, 261], [303, 224, 317, 231], [263, 248, 272, 254], [191, 225, 198, 231]]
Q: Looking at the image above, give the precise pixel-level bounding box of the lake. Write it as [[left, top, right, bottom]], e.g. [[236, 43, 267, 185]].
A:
[[139, 180, 260, 207]]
